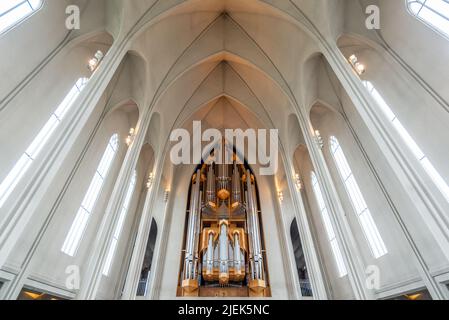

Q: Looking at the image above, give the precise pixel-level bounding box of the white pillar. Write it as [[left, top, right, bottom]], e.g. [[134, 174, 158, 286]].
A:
[[77, 104, 154, 299], [285, 160, 329, 300], [0, 42, 129, 300], [120, 154, 165, 300], [321, 41, 449, 299], [299, 109, 370, 299]]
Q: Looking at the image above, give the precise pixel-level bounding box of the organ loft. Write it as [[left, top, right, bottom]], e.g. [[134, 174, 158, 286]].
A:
[[178, 148, 270, 298]]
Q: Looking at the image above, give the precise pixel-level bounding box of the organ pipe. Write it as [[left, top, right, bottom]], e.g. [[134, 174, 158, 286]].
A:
[[181, 156, 268, 297]]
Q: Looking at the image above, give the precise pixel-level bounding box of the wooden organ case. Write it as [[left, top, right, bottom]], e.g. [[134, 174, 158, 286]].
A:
[[177, 155, 270, 297]]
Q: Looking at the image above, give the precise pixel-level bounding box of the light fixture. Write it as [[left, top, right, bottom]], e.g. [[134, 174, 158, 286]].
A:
[[87, 50, 104, 72], [315, 130, 324, 150], [348, 54, 366, 75], [146, 172, 155, 189], [294, 173, 303, 191], [278, 191, 284, 202], [164, 189, 170, 203], [126, 128, 136, 147]]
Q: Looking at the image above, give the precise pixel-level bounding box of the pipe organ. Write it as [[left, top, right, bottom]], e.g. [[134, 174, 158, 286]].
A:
[[179, 154, 269, 297]]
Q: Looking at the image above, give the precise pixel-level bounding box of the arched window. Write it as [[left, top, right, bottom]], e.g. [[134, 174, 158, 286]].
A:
[[103, 170, 137, 276], [407, 0, 449, 38], [62, 134, 119, 257], [311, 172, 348, 277], [330, 136, 388, 259], [364, 81, 449, 203], [0, 77, 88, 209], [0, 0, 43, 35]]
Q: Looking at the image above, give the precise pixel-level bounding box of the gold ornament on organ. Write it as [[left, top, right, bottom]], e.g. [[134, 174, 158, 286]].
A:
[[179, 146, 269, 297]]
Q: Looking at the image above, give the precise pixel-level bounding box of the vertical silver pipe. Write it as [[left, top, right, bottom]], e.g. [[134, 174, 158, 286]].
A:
[[245, 190, 254, 279], [246, 170, 264, 281], [219, 223, 229, 275], [234, 233, 241, 271], [206, 165, 216, 204], [206, 233, 214, 274], [232, 163, 241, 204], [183, 170, 201, 280]]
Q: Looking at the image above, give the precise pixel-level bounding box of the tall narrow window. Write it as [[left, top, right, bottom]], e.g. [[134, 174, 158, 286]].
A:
[[0, 77, 88, 209], [407, 0, 449, 38], [364, 81, 449, 203], [103, 170, 137, 276], [330, 136, 388, 259], [0, 0, 43, 34], [62, 134, 119, 257], [311, 172, 348, 277]]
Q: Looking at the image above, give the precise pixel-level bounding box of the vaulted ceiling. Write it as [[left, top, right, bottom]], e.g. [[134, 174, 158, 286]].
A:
[[98, 1, 354, 162]]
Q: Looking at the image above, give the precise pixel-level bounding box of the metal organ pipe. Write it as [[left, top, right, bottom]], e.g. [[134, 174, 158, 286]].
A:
[[206, 232, 214, 275], [206, 165, 216, 205], [181, 159, 268, 297], [183, 170, 201, 281], [232, 163, 241, 205], [234, 233, 241, 272], [219, 222, 229, 280], [246, 170, 264, 281]]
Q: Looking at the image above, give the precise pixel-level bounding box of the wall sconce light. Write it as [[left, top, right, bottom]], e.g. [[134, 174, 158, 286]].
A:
[[126, 128, 136, 147], [164, 189, 170, 203], [146, 172, 155, 189], [87, 50, 104, 72], [315, 130, 324, 150], [348, 54, 366, 76], [294, 173, 303, 191], [278, 191, 284, 203]]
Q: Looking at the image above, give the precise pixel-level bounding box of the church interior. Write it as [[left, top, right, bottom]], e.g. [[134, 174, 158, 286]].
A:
[[0, 0, 449, 300]]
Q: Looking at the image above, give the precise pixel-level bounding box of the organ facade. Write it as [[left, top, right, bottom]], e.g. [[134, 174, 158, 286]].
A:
[[178, 151, 270, 297]]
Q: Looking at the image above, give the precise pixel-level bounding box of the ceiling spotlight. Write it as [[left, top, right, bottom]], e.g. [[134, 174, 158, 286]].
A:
[[348, 54, 366, 76], [278, 191, 284, 202], [315, 130, 324, 150], [164, 189, 170, 203], [146, 172, 155, 189], [294, 173, 303, 191], [126, 128, 136, 147], [87, 50, 104, 72]]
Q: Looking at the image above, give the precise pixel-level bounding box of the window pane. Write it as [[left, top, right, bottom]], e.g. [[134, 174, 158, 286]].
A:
[[391, 118, 425, 160], [97, 145, 115, 178], [26, 114, 59, 159], [407, 0, 449, 37], [62, 207, 90, 257], [329, 136, 387, 258], [0, 0, 42, 34], [359, 210, 388, 259], [321, 208, 336, 240], [104, 171, 137, 276], [102, 239, 118, 276], [421, 158, 449, 202], [62, 134, 119, 257], [330, 238, 348, 277], [81, 173, 103, 213], [0, 78, 87, 209], [364, 81, 449, 203], [0, 154, 32, 207], [311, 172, 348, 277]]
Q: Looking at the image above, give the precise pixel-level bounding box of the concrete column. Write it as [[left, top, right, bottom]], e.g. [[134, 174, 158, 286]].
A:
[[76, 102, 157, 299], [0, 42, 129, 271], [0, 42, 129, 300], [321, 41, 449, 299], [120, 157, 163, 300], [285, 160, 329, 300], [298, 108, 370, 300]]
